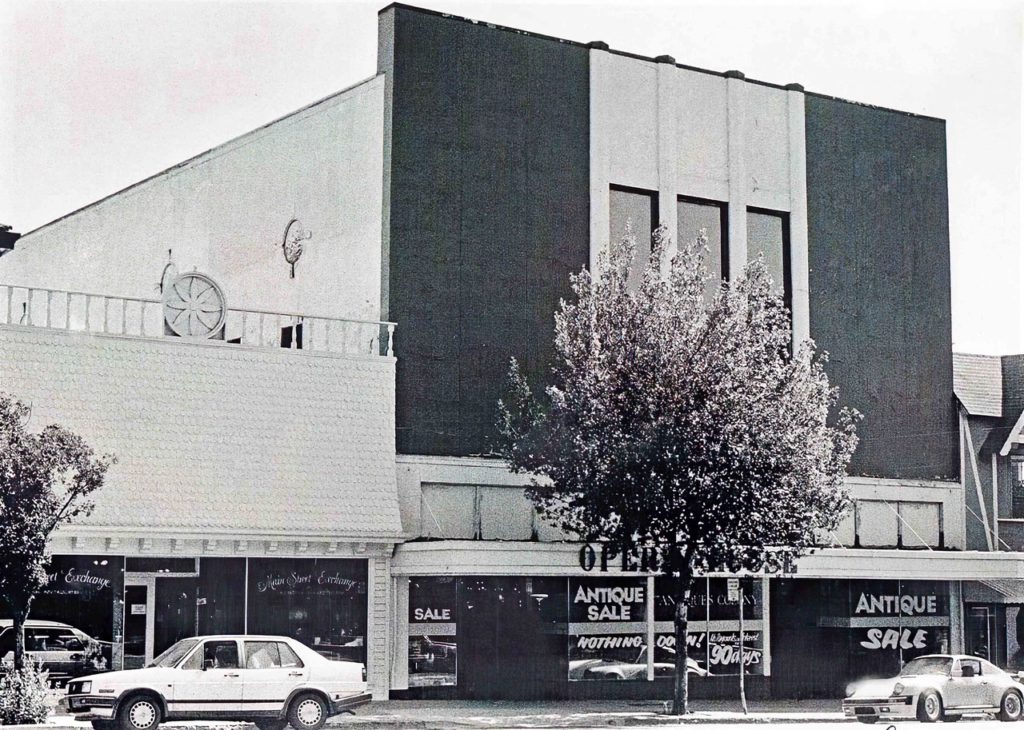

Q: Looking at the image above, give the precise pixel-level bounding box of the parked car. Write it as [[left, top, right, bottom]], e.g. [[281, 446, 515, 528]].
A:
[[66, 635, 370, 730], [569, 647, 709, 680], [843, 654, 1024, 724], [0, 619, 106, 685]]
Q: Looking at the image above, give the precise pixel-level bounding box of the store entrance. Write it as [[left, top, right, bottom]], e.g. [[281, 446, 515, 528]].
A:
[[456, 577, 566, 699], [966, 605, 1000, 663]]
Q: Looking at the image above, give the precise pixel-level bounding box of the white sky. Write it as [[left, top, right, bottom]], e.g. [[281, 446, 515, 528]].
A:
[[1, 0, 1021, 354]]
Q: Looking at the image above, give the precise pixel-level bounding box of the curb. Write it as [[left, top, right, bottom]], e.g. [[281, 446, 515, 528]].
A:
[[3, 711, 855, 729]]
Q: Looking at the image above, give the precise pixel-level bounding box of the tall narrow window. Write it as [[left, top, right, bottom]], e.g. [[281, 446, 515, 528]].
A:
[[610, 186, 658, 291], [747, 208, 791, 311], [1012, 458, 1024, 518], [678, 196, 728, 301]]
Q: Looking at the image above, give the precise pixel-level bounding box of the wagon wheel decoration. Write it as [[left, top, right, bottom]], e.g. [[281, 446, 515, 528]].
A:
[[162, 272, 227, 338]]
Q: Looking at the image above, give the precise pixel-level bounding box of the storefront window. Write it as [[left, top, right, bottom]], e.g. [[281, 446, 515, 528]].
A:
[[409, 577, 457, 687], [246, 558, 367, 664], [18, 555, 124, 675], [847, 579, 949, 680], [568, 576, 648, 681], [653, 577, 763, 677]]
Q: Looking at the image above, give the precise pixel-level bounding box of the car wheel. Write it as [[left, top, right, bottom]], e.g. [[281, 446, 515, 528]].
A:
[[917, 690, 944, 723], [287, 693, 328, 730], [117, 695, 162, 730], [997, 689, 1023, 721], [255, 720, 287, 730]]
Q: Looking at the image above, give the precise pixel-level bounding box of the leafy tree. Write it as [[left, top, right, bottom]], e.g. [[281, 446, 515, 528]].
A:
[[497, 225, 858, 714], [0, 392, 113, 670]]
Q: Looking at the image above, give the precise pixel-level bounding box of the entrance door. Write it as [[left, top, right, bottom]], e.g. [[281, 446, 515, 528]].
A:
[[123, 585, 150, 669], [966, 605, 996, 661]]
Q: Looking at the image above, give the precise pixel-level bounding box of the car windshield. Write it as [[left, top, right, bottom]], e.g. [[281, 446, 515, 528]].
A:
[[900, 657, 952, 676], [148, 639, 199, 668]]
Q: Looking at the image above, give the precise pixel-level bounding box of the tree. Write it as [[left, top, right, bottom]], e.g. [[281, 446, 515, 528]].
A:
[[0, 392, 113, 670], [497, 225, 858, 714]]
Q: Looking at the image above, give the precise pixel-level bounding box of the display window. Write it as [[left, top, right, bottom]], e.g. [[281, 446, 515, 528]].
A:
[[568, 577, 647, 681], [408, 577, 457, 687], [246, 558, 367, 664], [2, 555, 123, 677]]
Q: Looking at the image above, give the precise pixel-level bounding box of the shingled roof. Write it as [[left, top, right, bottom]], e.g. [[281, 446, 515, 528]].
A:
[[1, 326, 403, 539], [953, 352, 1003, 417]]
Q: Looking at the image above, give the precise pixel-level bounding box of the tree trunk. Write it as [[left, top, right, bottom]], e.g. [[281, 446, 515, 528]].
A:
[[13, 606, 27, 671], [671, 565, 693, 715]]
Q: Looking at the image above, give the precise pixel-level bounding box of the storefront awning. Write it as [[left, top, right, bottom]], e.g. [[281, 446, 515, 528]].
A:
[[964, 579, 1024, 604]]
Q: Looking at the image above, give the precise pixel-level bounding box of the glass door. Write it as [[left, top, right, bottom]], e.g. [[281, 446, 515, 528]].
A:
[[966, 605, 995, 661], [123, 584, 149, 669]]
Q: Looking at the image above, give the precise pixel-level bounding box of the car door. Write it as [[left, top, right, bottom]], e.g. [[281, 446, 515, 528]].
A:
[[980, 659, 1011, 708], [241, 640, 309, 714], [168, 640, 244, 715], [947, 657, 987, 709]]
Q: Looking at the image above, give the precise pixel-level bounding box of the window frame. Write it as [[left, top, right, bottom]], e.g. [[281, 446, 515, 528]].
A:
[[609, 184, 659, 239], [746, 206, 792, 315], [678, 195, 729, 282]]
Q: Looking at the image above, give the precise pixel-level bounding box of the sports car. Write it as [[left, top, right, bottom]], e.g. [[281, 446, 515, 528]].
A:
[[843, 654, 1024, 723]]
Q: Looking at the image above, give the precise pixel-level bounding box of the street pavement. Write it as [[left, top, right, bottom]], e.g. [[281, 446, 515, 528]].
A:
[[16, 701, 1018, 730]]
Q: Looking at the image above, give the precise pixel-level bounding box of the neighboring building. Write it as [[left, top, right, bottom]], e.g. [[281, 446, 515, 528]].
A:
[[0, 1, 1013, 701], [955, 353, 1024, 669]]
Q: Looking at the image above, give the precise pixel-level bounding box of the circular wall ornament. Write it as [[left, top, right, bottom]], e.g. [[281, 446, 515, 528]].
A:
[[282, 218, 312, 278], [162, 272, 227, 339]]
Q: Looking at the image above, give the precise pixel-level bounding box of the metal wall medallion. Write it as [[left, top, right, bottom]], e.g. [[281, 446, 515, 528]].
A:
[[282, 218, 312, 278], [162, 272, 227, 339]]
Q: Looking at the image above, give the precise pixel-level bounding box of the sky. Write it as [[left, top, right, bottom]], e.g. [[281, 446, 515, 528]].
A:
[[1, 0, 1021, 354]]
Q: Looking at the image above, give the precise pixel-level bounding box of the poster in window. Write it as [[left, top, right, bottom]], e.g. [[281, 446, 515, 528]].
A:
[[408, 577, 457, 687], [568, 577, 647, 681]]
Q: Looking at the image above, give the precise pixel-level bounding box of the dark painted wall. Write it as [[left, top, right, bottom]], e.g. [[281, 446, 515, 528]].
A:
[[805, 96, 957, 481], [381, 6, 591, 456]]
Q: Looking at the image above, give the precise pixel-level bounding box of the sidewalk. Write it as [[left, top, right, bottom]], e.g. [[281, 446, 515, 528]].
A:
[[328, 699, 850, 728], [11, 699, 850, 729]]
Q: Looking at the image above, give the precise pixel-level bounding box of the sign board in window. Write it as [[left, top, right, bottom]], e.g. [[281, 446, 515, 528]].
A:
[[568, 577, 648, 681], [408, 577, 457, 687]]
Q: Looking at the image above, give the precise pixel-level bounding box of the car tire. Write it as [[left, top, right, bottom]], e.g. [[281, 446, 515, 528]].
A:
[[255, 720, 287, 730], [287, 693, 328, 730], [997, 689, 1023, 722], [918, 690, 944, 723], [117, 694, 162, 730]]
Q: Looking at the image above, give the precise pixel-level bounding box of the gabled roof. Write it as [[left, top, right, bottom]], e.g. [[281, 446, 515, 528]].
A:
[[953, 352, 1003, 417]]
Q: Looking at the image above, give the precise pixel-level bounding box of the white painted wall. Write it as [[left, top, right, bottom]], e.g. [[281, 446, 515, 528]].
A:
[[0, 76, 386, 322], [589, 51, 809, 346]]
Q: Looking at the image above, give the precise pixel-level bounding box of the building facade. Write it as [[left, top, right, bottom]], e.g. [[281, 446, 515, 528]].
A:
[[0, 2, 1016, 701]]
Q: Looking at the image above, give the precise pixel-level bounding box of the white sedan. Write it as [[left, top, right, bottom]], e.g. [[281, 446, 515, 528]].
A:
[[66, 635, 370, 730], [843, 654, 1024, 724]]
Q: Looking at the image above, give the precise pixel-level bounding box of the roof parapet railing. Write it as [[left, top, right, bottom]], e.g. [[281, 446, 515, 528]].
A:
[[0, 283, 395, 358]]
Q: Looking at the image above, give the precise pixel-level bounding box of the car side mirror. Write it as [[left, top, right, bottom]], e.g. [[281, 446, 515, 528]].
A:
[[203, 659, 214, 671]]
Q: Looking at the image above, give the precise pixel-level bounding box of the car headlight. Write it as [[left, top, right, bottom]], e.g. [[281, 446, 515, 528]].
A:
[[893, 683, 904, 696], [80, 681, 92, 694]]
